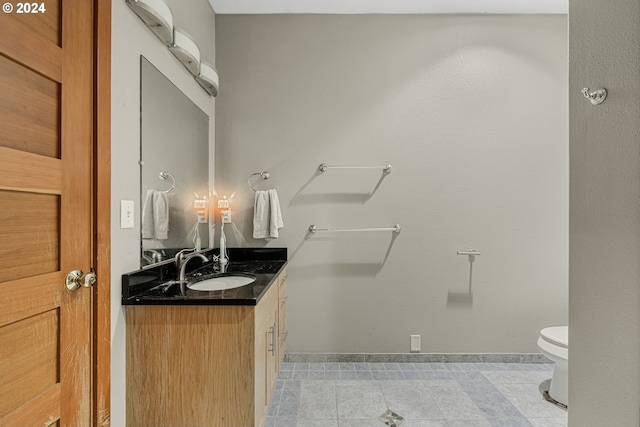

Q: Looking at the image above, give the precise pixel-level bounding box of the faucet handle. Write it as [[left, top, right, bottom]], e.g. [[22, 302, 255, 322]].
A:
[[176, 248, 195, 258], [175, 248, 196, 268]]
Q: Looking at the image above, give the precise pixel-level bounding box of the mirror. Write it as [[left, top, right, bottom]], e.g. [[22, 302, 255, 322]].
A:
[[140, 56, 210, 267]]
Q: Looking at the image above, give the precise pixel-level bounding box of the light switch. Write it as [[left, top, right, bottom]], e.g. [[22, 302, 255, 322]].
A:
[[121, 200, 135, 229]]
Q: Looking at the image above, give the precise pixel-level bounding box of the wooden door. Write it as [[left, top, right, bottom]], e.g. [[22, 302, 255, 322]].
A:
[[0, 1, 95, 426]]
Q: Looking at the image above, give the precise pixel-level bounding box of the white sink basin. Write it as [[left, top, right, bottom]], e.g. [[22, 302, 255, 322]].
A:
[[187, 274, 256, 291]]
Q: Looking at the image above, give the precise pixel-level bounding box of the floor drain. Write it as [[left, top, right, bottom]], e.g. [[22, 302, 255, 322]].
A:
[[379, 409, 404, 426]]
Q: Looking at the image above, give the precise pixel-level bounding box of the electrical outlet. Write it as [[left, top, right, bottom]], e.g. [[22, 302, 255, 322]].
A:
[[194, 199, 208, 223], [197, 211, 208, 223], [221, 209, 232, 223], [410, 335, 421, 353]]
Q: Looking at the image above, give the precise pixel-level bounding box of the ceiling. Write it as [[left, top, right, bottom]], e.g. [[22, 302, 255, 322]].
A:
[[208, 0, 567, 15]]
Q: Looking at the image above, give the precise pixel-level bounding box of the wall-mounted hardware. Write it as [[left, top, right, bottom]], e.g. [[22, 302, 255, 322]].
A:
[[121, 200, 135, 229], [410, 335, 421, 353], [221, 209, 232, 224], [195, 62, 219, 96], [457, 249, 481, 263], [158, 171, 175, 193], [169, 29, 200, 75], [217, 195, 230, 209], [217, 195, 231, 223], [126, 0, 219, 97], [308, 224, 401, 233], [125, 0, 173, 45], [193, 198, 208, 223], [454, 249, 481, 304], [249, 171, 271, 192], [582, 87, 607, 105], [318, 163, 392, 174]]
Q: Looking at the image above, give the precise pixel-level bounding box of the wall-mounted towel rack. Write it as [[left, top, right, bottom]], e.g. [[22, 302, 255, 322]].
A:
[[249, 171, 270, 192], [308, 224, 401, 234], [158, 171, 175, 193], [318, 163, 392, 174]]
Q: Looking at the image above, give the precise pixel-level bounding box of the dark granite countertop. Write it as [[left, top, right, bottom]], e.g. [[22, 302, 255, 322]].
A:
[[122, 248, 287, 306]]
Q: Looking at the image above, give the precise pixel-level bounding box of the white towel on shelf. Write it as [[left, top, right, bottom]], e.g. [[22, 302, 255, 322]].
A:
[[142, 189, 169, 240], [253, 189, 283, 240]]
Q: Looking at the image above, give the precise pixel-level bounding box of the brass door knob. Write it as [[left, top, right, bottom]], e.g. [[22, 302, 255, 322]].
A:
[[65, 269, 97, 291]]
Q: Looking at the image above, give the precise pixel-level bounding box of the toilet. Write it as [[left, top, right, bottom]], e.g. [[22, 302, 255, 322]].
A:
[[537, 326, 568, 406]]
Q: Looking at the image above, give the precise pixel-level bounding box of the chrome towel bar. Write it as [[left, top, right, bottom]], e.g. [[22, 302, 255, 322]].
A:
[[309, 224, 401, 234], [318, 163, 392, 174]]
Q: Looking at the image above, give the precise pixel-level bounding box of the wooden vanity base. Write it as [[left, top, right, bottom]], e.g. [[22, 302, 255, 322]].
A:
[[126, 269, 286, 427]]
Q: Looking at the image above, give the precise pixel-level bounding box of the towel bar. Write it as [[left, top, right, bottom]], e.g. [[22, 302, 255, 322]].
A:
[[308, 224, 401, 234], [318, 163, 392, 174]]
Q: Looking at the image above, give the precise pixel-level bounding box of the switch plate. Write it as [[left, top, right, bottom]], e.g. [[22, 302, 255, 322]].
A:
[[410, 335, 421, 353], [121, 200, 135, 229]]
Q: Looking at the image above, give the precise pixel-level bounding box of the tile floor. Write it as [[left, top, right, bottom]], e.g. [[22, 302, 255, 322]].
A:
[[266, 362, 567, 427]]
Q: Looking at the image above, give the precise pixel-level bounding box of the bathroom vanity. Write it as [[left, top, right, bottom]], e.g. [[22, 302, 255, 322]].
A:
[[122, 248, 287, 427]]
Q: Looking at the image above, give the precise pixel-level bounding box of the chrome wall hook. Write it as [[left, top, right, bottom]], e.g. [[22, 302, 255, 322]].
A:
[[582, 87, 607, 105]]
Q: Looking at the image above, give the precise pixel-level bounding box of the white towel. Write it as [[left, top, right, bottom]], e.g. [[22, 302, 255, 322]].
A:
[[268, 189, 283, 238], [253, 189, 284, 240], [142, 189, 169, 240]]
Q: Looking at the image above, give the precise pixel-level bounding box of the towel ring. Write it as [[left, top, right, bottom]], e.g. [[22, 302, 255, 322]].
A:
[[249, 171, 270, 192], [159, 171, 175, 193]]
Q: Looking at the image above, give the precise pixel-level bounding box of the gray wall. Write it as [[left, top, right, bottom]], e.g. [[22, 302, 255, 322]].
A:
[[111, 1, 216, 425], [569, 1, 640, 424], [215, 15, 568, 354]]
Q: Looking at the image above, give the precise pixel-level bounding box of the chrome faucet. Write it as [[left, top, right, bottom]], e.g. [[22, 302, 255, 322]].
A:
[[175, 248, 195, 269], [179, 252, 209, 282], [142, 249, 163, 265]]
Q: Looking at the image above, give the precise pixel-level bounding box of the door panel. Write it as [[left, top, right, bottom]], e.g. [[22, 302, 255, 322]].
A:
[[0, 309, 59, 417], [0, 191, 60, 282], [0, 0, 94, 425], [0, 15, 62, 83], [0, 54, 60, 157], [12, 0, 60, 46]]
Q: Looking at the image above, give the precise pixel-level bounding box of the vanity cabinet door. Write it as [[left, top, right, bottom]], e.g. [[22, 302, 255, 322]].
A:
[[278, 269, 287, 366], [254, 281, 279, 427], [254, 309, 269, 426], [266, 299, 279, 404]]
